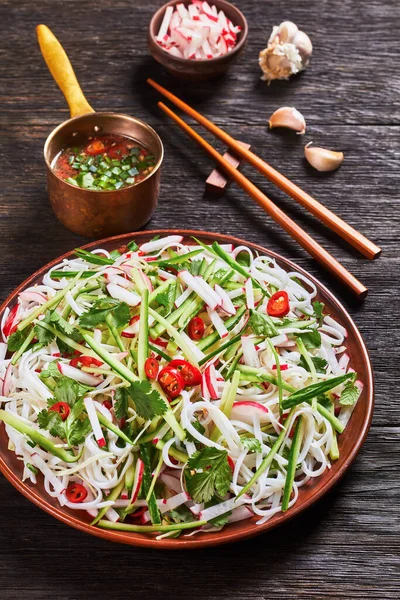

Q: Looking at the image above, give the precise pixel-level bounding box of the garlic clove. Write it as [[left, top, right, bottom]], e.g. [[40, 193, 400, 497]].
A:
[[293, 31, 313, 64], [304, 143, 344, 172], [269, 107, 306, 134], [278, 21, 299, 43]]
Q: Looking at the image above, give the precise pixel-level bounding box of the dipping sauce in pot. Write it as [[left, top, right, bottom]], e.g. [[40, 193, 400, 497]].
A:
[[52, 134, 157, 191]]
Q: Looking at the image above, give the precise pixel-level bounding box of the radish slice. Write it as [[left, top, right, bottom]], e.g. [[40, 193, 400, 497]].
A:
[[227, 287, 244, 300], [0, 343, 7, 361], [106, 283, 141, 307], [84, 396, 106, 447], [140, 236, 183, 254], [178, 270, 219, 310], [156, 5, 174, 41], [231, 401, 269, 425], [245, 278, 254, 309], [19, 291, 47, 305], [241, 336, 260, 368], [2, 304, 19, 337], [174, 286, 192, 307], [207, 307, 228, 339], [228, 505, 254, 523], [205, 364, 219, 399], [57, 362, 102, 387], [130, 458, 144, 504], [214, 285, 236, 315], [2, 362, 13, 397]]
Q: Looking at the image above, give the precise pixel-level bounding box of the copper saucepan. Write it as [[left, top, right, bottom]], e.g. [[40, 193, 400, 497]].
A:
[[37, 25, 164, 238]]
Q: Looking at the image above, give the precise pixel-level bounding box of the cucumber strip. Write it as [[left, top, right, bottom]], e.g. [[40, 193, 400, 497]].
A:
[[329, 403, 340, 460], [152, 381, 186, 442], [137, 288, 149, 380], [140, 444, 161, 525], [148, 307, 199, 366], [148, 280, 176, 305], [224, 350, 242, 380], [150, 292, 196, 338], [96, 412, 134, 445], [177, 298, 203, 330], [296, 337, 317, 408], [221, 370, 241, 419], [198, 333, 242, 367], [97, 519, 206, 533], [237, 364, 294, 392], [91, 478, 125, 525], [155, 439, 188, 463], [0, 410, 82, 463], [198, 258, 208, 276], [236, 408, 296, 499], [17, 276, 80, 331], [125, 463, 135, 493], [81, 332, 139, 384], [317, 403, 344, 434], [105, 314, 125, 352], [11, 327, 36, 365], [267, 339, 283, 411], [145, 451, 164, 502], [203, 258, 217, 281], [197, 305, 246, 351], [282, 416, 305, 511], [198, 239, 261, 289], [50, 270, 96, 279], [148, 343, 172, 362]]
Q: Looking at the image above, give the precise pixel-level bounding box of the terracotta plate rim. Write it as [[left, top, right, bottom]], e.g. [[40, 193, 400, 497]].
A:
[[0, 229, 374, 549]]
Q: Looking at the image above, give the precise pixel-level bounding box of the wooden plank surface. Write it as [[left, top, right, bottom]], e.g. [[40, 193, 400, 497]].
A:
[[0, 0, 399, 598]]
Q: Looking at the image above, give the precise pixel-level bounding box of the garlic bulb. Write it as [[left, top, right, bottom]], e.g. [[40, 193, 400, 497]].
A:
[[304, 143, 344, 172], [259, 21, 312, 82], [269, 107, 306, 134]]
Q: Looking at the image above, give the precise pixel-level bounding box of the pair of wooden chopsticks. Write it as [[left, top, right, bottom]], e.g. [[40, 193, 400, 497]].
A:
[[147, 78, 381, 298]]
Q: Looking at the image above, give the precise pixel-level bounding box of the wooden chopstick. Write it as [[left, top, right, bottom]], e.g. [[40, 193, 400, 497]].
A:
[[148, 78, 381, 261], [158, 101, 368, 299]]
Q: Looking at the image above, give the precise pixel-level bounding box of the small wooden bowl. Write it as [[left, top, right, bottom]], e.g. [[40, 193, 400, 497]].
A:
[[148, 0, 248, 81], [0, 230, 374, 549]]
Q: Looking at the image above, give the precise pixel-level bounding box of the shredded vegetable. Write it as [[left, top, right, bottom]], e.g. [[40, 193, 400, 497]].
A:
[[0, 236, 361, 537]]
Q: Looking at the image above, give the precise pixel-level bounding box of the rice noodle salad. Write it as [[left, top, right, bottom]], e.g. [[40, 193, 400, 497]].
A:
[[0, 235, 363, 539]]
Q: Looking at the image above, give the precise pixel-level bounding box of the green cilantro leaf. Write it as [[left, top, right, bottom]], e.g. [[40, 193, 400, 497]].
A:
[[189, 260, 203, 276], [65, 398, 92, 446], [7, 328, 31, 352], [156, 284, 176, 317], [313, 301, 325, 326], [185, 447, 232, 503], [114, 387, 129, 419], [40, 360, 61, 379], [34, 322, 55, 345], [339, 380, 361, 406], [298, 355, 328, 373], [167, 504, 194, 524], [297, 329, 322, 349], [185, 420, 206, 443], [241, 436, 262, 453], [49, 311, 75, 336], [37, 409, 66, 439], [53, 378, 79, 406], [248, 309, 278, 337], [128, 380, 167, 420], [80, 298, 130, 329]]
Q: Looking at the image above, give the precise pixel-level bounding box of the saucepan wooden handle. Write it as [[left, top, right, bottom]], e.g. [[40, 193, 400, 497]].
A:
[[36, 24, 94, 118]]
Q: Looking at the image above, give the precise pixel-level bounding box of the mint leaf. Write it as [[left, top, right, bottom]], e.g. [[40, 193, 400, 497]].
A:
[[128, 380, 167, 420], [313, 301, 325, 326], [297, 330, 322, 349], [298, 355, 328, 373], [339, 380, 360, 406], [241, 436, 262, 453], [185, 447, 232, 503], [248, 309, 278, 337], [114, 387, 129, 419]]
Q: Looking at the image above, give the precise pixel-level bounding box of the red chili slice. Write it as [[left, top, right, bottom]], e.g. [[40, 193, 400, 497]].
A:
[[49, 402, 70, 421], [103, 400, 113, 410], [267, 291, 290, 317], [227, 456, 235, 472], [188, 316, 205, 340], [69, 356, 103, 368], [168, 359, 202, 387], [144, 357, 159, 380], [108, 144, 129, 159], [158, 367, 185, 399], [85, 140, 106, 155], [65, 482, 88, 503]]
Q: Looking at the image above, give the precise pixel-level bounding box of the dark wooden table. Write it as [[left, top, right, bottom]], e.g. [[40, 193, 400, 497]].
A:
[[1, 0, 399, 598]]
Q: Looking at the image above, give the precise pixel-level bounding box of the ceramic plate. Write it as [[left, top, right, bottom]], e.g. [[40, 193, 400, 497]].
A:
[[0, 230, 374, 548]]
